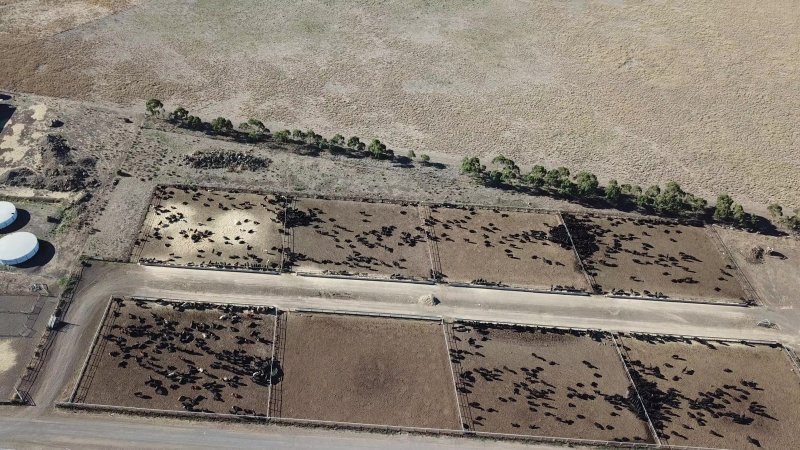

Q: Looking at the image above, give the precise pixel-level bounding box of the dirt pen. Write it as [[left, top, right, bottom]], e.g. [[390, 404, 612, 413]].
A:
[[286, 198, 431, 280], [446, 322, 653, 443], [564, 214, 750, 304], [274, 311, 461, 429], [133, 186, 286, 271], [72, 298, 277, 416], [427, 206, 590, 291], [619, 334, 800, 450]]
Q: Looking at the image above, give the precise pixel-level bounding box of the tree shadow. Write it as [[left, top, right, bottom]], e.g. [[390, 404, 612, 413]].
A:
[[0, 209, 30, 233], [12, 240, 55, 268]]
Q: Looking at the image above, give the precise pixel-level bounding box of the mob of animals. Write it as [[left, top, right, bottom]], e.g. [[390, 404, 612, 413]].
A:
[[79, 299, 280, 415]]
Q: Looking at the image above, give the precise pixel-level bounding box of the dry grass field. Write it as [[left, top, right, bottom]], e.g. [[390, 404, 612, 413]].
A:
[[276, 312, 460, 430], [567, 215, 748, 303], [288, 199, 430, 279], [428, 207, 588, 290], [448, 322, 651, 443], [134, 186, 285, 270], [77, 298, 276, 416], [2, 0, 798, 211], [620, 335, 800, 450]]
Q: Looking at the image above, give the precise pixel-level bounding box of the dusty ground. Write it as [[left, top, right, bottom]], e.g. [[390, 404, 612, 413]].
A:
[[0, 294, 54, 401], [78, 298, 275, 415], [277, 312, 460, 430], [288, 199, 430, 279], [716, 228, 800, 310], [448, 322, 651, 442], [2, 0, 798, 212], [134, 186, 285, 270], [620, 335, 800, 450], [428, 207, 588, 290], [568, 215, 749, 303]]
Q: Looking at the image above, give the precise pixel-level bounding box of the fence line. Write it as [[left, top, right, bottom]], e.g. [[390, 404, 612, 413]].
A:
[[557, 211, 597, 291], [13, 264, 86, 404], [610, 333, 662, 446], [279, 196, 292, 272], [440, 320, 468, 431], [266, 309, 279, 418], [782, 346, 800, 382], [291, 307, 440, 322], [418, 205, 441, 281], [706, 225, 762, 306], [69, 296, 117, 403]]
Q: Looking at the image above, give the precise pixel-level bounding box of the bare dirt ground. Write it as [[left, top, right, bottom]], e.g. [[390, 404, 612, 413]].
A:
[[428, 207, 588, 290], [619, 335, 800, 450], [716, 228, 800, 310], [288, 199, 430, 279], [77, 298, 276, 415], [0, 294, 52, 401], [133, 186, 285, 270], [2, 0, 798, 212], [277, 312, 460, 430], [448, 322, 651, 442], [567, 215, 748, 303]]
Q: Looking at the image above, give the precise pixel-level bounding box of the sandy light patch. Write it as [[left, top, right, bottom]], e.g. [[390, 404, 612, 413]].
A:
[[30, 103, 47, 121], [136, 187, 285, 270], [0, 340, 18, 376], [0, 123, 30, 165]]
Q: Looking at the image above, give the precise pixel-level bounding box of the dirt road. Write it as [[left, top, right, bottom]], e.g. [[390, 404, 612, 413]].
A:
[[0, 414, 575, 450]]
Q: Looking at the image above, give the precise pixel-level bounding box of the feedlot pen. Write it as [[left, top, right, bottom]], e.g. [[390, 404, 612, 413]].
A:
[[69, 298, 799, 449], [132, 186, 757, 303]]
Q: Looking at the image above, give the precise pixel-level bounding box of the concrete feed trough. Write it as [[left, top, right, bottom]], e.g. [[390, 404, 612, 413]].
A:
[[0, 232, 39, 265], [0, 202, 17, 229]]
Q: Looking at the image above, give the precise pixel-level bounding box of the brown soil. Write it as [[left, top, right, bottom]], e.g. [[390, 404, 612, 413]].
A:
[[276, 312, 460, 430], [620, 335, 800, 450], [134, 186, 285, 270], [429, 207, 588, 290], [288, 199, 431, 279], [78, 298, 276, 416], [448, 323, 652, 443], [716, 228, 800, 309], [571, 215, 748, 302]]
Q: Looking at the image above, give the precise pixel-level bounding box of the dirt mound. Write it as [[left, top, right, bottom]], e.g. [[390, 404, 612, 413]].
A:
[[417, 294, 439, 306], [2, 134, 97, 191], [746, 246, 765, 264]]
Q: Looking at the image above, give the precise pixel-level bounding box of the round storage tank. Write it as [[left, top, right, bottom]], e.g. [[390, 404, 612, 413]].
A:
[[0, 201, 17, 229], [0, 232, 39, 265]]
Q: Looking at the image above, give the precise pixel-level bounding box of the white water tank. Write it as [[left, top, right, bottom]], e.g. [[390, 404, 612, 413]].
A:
[[0, 232, 39, 265], [0, 201, 17, 229]]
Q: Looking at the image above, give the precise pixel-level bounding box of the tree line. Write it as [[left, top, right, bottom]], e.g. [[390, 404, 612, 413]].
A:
[[145, 99, 431, 165], [461, 155, 772, 230]]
